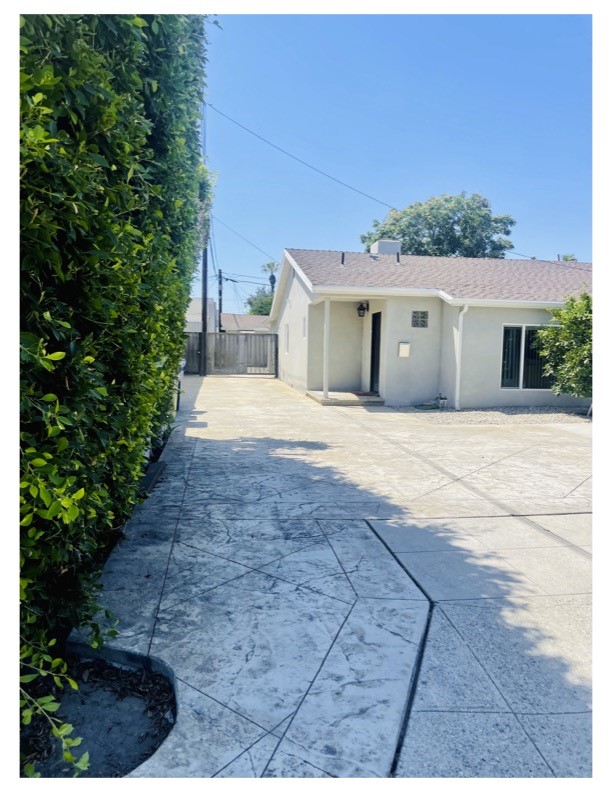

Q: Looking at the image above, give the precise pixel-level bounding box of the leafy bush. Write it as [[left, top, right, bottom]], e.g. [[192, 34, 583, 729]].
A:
[[20, 13, 212, 773], [536, 292, 592, 400]]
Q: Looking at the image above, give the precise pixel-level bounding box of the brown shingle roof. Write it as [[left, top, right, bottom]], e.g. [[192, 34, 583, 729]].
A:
[[286, 249, 592, 303]]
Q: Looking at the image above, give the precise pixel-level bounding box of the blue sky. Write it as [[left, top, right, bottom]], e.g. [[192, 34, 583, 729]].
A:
[[194, 14, 592, 311]]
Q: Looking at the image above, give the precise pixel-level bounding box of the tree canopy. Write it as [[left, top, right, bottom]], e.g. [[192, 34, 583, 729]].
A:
[[536, 292, 592, 400], [246, 286, 273, 315], [361, 192, 516, 258]]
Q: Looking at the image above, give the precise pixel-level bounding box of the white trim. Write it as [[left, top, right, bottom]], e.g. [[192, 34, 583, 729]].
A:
[[269, 251, 315, 323], [284, 250, 314, 292], [311, 284, 565, 310], [499, 323, 553, 391]]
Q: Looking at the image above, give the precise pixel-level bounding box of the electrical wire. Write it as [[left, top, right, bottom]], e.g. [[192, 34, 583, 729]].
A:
[[211, 214, 280, 263], [209, 219, 219, 277], [206, 103, 398, 212]]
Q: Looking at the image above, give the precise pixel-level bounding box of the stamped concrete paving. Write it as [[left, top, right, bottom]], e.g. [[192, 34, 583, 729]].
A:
[[84, 376, 591, 777]]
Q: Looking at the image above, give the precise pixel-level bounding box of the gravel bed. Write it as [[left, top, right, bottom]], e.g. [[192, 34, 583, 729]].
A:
[[392, 406, 591, 424]]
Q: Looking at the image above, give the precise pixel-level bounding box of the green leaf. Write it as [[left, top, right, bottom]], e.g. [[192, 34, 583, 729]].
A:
[[20, 674, 38, 683], [57, 437, 69, 452], [24, 763, 40, 778], [20, 513, 33, 526], [68, 677, 79, 691], [73, 488, 85, 500], [74, 751, 90, 771], [65, 503, 80, 522], [41, 393, 57, 401], [45, 351, 66, 361], [46, 501, 62, 519]]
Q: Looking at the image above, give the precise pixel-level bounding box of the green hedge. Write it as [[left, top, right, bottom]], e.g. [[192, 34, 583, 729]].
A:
[[20, 14, 211, 767]]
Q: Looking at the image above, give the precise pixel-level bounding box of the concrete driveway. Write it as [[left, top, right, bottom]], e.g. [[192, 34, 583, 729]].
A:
[[84, 375, 591, 777]]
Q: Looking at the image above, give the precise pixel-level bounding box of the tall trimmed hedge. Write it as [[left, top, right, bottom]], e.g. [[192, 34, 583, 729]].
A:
[[20, 13, 211, 764]]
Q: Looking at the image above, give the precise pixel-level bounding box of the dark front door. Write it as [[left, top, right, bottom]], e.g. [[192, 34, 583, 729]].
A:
[[370, 311, 381, 394]]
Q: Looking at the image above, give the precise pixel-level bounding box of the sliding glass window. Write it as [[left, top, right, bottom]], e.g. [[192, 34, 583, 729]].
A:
[[501, 325, 553, 390]]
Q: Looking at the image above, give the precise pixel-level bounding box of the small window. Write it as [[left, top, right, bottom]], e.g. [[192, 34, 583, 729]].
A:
[[412, 311, 428, 328]]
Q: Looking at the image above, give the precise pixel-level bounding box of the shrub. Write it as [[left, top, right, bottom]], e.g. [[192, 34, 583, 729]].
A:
[[536, 291, 592, 400], [20, 13, 212, 773]]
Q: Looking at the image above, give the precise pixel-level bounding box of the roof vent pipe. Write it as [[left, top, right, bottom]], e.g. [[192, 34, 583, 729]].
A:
[[340, 251, 345, 266], [370, 239, 401, 256]]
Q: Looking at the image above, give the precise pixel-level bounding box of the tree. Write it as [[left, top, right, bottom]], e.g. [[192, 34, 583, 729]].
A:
[[261, 260, 279, 276], [561, 253, 577, 261], [361, 192, 516, 258], [246, 286, 273, 315], [261, 260, 279, 294], [536, 292, 592, 399]]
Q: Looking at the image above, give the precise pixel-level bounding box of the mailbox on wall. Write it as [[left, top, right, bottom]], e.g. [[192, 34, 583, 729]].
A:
[[398, 342, 411, 358]]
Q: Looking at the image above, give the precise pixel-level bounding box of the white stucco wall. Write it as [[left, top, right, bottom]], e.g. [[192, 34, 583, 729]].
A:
[[274, 270, 312, 392], [439, 302, 459, 407], [365, 296, 443, 406], [459, 306, 590, 408], [307, 301, 363, 391]]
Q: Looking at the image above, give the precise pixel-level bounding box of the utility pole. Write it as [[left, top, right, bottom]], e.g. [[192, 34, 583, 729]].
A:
[[199, 246, 208, 375], [269, 273, 276, 295], [218, 269, 223, 332]]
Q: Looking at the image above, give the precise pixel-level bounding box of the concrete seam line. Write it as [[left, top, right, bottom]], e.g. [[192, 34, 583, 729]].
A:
[[315, 518, 360, 600], [145, 431, 199, 658], [259, 600, 357, 778], [362, 519, 434, 777], [437, 603, 559, 777], [388, 603, 434, 777]]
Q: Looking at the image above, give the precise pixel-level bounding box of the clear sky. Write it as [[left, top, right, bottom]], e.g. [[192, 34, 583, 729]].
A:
[[193, 14, 592, 311]]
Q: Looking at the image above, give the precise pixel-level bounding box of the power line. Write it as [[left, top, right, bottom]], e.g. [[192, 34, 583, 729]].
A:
[[211, 214, 280, 263], [225, 272, 269, 282], [206, 103, 398, 212], [209, 219, 219, 277], [510, 251, 538, 260], [510, 251, 591, 271]]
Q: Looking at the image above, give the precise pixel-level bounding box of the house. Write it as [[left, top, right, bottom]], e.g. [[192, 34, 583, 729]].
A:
[[185, 297, 218, 334], [220, 313, 272, 333], [269, 240, 592, 409]]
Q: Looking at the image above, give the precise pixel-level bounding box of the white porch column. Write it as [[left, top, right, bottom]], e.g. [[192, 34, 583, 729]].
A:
[[323, 297, 330, 398]]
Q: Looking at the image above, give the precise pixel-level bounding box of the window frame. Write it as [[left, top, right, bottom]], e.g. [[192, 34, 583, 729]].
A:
[[499, 323, 553, 391], [411, 310, 429, 328]]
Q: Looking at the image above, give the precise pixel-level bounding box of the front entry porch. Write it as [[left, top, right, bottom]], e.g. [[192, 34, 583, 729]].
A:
[[306, 389, 385, 406]]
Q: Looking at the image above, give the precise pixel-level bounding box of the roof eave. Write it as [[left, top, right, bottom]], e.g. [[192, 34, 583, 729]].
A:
[[312, 285, 565, 309]]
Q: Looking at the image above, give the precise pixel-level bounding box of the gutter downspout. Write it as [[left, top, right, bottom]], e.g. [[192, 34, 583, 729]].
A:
[[323, 297, 330, 399], [454, 304, 469, 411]]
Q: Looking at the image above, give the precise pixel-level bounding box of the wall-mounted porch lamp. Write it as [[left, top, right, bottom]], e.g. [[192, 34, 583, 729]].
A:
[[357, 301, 369, 317]]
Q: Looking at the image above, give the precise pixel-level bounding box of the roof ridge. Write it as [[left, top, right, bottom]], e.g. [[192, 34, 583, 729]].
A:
[[286, 248, 591, 266]]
